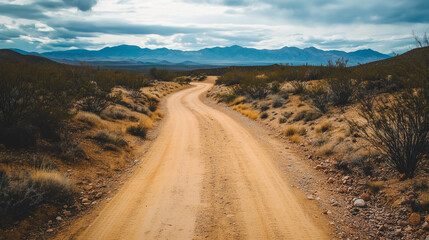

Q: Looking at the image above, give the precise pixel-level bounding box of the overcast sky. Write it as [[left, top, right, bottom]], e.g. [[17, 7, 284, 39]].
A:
[[0, 0, 428, 53]]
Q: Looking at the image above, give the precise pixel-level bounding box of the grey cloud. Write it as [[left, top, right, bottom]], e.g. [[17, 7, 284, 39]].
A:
[[0, 3, 48, 20], [0, 25, 22, 41], [50, 20, 204, 36], [63, 0, 98, 11]]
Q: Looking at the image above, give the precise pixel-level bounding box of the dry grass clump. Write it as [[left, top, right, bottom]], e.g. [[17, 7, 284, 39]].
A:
[[284, 126, 297, 136], [366, 181, 385, 193], [233, 104, 259, 120], [76, 111, 102, 127], [0, 169, 74, 223], [101, 106, 134, 120], [316, 121, 332, 133], [31, 170, 74, 200], [126, 123, 148, 139], [319, 144, 334, 156], [293, 110, 321, 122], [151, 109, 163, 120], [228, 96, 246, 106], [94, 130, 127, 147], [298, 127, 307, 136], [288, 134, 300, 143]]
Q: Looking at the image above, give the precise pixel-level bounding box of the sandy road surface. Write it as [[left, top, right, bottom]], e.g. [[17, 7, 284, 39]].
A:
[[69, 82, 330, 240]]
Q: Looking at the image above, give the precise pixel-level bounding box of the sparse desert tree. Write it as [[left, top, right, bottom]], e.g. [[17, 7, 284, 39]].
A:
[[350, 90, 429, 178], [307, 81, 330, 113]]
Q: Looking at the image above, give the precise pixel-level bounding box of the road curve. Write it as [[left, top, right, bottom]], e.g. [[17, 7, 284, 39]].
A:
[[73, 82, 330, 240]]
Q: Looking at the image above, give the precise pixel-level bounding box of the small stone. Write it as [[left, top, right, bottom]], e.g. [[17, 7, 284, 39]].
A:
[[405, 226, 413, 232], [378, 225, 387, 231], [82, 198, 89, 203], [360, 193, 371, 201], [422, 221, 429, 230], [63, 210, 71, 216], [398, 220, 408, 226], [353, 199, 366, 207], [394, 228, 402, 236], [327, 177, 334, 184], [409, 213, 421, 226], [307, 195, 315, 200], [226, 214, 234, 217], [56, 216, 62, 221], [63, 205, 68, 209], [95, 192, 103, 199], [315, 165, 327, 170], [46, 229, 54, 233]]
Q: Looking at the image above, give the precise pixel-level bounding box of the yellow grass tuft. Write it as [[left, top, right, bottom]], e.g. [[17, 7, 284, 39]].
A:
[[284, 126, 297, 136], [76, 111, 102, 127], [228, 96, 246, 106], [319, 144, 334, 156], [140, 115, 154, 129], [151, 109, 163, 121], [316, 121, 332, 133], [31, 170, 74, 193], [288, 134, 300, 143]]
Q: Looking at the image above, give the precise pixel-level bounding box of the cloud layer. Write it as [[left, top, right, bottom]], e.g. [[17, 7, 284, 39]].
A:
[[0, 0, 427, 53]]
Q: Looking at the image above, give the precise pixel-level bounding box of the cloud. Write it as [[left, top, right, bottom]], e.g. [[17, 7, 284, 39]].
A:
[[0, 25, 22, 41], [49, 20, 204, 36], [63, 0, 98, 11], [0, 3, 47, 20]]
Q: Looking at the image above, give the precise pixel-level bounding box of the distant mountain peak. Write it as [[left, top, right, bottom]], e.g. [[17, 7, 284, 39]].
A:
[[9, 45, 390, 66]]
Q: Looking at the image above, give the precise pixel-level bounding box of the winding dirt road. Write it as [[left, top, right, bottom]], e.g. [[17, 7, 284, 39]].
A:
[[68, 82, 330, 240]]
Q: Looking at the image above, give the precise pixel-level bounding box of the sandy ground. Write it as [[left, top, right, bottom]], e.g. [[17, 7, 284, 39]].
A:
[[57, 82, 331, 240]]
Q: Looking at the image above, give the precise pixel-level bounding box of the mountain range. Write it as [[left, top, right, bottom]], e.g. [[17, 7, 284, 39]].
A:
[[10, 45, 390, 67]]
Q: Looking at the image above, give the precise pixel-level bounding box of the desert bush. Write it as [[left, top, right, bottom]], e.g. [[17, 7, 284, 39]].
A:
[[298, 127, 307, 136], [293, 110, 321, 122], [260, 102, 270, 111], [319, 144, 334, 156], [350, 90, 429, 178], [232, 78, 270, 99], [228, 96, 246, 106], [217, 93, 237, 104], [284, 126, 297, 136], [279, 118, 287, 124], [0, 169, 74, 224], [126, 124, 148, 139], [316, 121, 331, 133], [269, 81, 281, 94], [94, 130, 127, 147], [272, 95, 285, 108], [260, 112, 269, 119], [149, 67, 177, 81], [290, 80, 307, 94], [307, 81, 330, 113], [288, 134, 300, 143], [76, 112, 102, 127]]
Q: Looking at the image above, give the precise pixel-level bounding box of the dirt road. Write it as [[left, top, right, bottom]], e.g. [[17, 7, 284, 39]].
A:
[[70, 82, 330, 240]]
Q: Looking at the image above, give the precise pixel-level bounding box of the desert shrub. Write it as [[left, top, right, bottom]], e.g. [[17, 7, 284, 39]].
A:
[[76, 112, 102, 127], [58, 133, 86, 162], [279, 118, 287, 124], [298, 127, 307, 136], [270, 81, 281, 94], [260, 102, 270, 111], [149, 67, 177, 81], [228, 96, 246, 106], [217, 93, 237, 104], [350, 90, 429, 178], [290, 80, 307, 94], [284, 126, 297, 136], [146, 94, 160, 112], [319, 144, 334, 156], [307, 81, 330, 113], [293, 110, 308, 122], [288, 134, 300, 143], [272, 95, 285, 108], [316, 121, 331, 133], [0, 169, 74, 224], [260, 112, 269, 119], [282, 111, 293, 119], [126, 123, 148, 138], [232, 78, 270, 99], [94, 130, 127, 147]]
